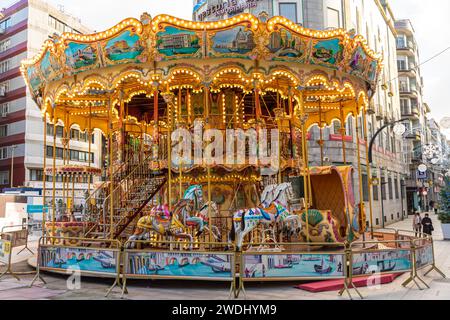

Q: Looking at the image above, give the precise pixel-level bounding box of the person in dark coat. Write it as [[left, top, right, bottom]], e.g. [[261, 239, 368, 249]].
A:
[[421, 214, 434, 236]]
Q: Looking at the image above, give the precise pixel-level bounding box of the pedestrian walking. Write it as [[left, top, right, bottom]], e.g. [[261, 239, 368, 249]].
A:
[[422, 213, 434, 236], [413, 212, 422, 237]]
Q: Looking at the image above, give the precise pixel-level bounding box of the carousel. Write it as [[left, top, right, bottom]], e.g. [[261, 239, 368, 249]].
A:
[[19, 12, 440, 298]]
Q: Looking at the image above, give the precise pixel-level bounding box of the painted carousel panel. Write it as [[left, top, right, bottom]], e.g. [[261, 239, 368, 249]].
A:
[[242, 253, 345, 280], [104, 30, 146, 64], [26, 65, 44, 94], [39, 51, 62, 82], [39, 246, 118, 274], [64, 42, 100, 73], [351, 250, 412, 276], [125, 251, 234, 280], [267, 28, 309, 62], [309, 38, 344, 69], [156, 26, 201, 58], [210, 26, 255, 58]]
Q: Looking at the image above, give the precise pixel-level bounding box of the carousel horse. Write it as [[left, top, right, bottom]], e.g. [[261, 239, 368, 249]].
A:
[[128, 200, 195, 249], [181, 185, 221, 239], [228, 201, 302, 251], [260, 183, 296, 209]]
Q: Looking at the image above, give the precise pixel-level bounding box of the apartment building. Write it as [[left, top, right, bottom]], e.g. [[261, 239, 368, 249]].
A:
[[0, 0, 102, 205], [192, 0, 409, 227]]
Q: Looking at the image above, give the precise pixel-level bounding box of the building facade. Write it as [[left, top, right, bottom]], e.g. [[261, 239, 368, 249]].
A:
[[395, 19, 447, 213], [0, 0, 102, 205], [192, 0, 409, 228]]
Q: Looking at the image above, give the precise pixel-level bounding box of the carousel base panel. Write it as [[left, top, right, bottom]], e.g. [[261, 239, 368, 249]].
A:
[[295, 273, 404, 293], [27, 256, 117, 279]]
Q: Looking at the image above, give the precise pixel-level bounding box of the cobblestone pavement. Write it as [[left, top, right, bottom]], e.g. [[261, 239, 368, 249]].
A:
[[1, 213, 449, 300]]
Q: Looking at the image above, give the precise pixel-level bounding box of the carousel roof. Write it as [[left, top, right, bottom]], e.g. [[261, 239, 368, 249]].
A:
[[20, 13, 382, 133], [21, 13, 382, 99]]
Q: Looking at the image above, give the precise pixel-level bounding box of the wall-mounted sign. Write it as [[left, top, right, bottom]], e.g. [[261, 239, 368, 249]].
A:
[[198, 0, 263, 20]]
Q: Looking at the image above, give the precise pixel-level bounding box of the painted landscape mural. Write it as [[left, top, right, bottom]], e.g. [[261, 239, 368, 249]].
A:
[[105, 30, 145, 63], [310, 38, 343, 68], [40, 247, 118, 274], [157, 27, 200, 57], [268, 29, 308, 61], [352, 250, 412, 275], [212, 26, 255, 56], [126, 252, 233, 279], [243, 254, 345, 279], [65, 42, 98, 70], [40, 51, 60, 80]]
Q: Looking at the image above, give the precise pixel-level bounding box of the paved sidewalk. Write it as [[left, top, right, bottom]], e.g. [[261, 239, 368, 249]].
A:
[[0, 214, 449, 300]]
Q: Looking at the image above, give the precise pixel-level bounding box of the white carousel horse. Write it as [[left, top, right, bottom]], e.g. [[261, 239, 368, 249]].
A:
[[261, 183, 296, 209], [228, 201, 302, 250]]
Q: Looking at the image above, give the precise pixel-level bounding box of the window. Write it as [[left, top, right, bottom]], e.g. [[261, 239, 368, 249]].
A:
[[71, 129, 79, 141], [394, 178, 399, 199], [0, 60, 10, 74], [333, 120, 341, 135], [0, 81, 10, 94], [0, 39, 11, 53], [388, 177, 393, 200], [30, 169, 44, 182], [381, 177, 387, 201], [397, 35, 406, 48], [373, 179, 379, 201], [0, 125, 7, 137], [0, 147, 8, 160], [0, 103, 9, 116], [0, 171, 9, 185], [70, 150, 79, 161], [362, 174, 369, 202], [397, 56, 407, 71], [326, 7, 340, 29], [279, 3, 298, 23], [0, 18, 11, 31]]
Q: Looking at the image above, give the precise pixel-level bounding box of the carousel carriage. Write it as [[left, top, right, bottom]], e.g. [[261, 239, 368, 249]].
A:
[[21, 12, 381, 252]]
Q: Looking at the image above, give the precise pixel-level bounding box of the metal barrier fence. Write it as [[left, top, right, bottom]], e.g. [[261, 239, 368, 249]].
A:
[[121, 240, 237, 298], [28, 231, 446, 299], [30, 236, 123, 296]]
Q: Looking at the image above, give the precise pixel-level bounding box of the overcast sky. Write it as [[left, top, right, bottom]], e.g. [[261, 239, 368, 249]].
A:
[[3, 0, 449, 135]]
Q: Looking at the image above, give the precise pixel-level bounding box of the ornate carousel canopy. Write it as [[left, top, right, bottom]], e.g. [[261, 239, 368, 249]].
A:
[[21, 13, 382, 132]]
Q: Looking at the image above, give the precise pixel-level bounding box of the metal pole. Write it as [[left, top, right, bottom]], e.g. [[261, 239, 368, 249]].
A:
[[10, 145, 15, 188], [108, 97, 114, 239], [42, 113, 47, 237], [52, 118, 57, 239], [362, 108, 375, 236]]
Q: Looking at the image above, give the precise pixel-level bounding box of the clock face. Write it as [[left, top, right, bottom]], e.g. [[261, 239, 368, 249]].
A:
[[393, 123, 406, 136], [418, 164, 428, 173], [440, 117, 450, 129]]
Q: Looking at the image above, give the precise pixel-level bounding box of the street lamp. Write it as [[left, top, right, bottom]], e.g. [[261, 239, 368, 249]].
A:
[[10, 145, 17, 188]]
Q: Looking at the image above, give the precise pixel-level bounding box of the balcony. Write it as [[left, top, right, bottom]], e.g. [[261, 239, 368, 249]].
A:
[[395, 20, 415, 36], [397, 41, 417, 55], [405, 130, 421, 142], [399, 85, 419, 98]]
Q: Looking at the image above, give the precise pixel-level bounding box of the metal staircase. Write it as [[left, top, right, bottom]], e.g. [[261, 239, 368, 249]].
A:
[[83, 153, 167, 240]]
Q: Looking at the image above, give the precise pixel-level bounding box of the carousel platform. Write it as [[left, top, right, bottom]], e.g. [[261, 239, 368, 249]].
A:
[[295, 273, 404, 293]]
